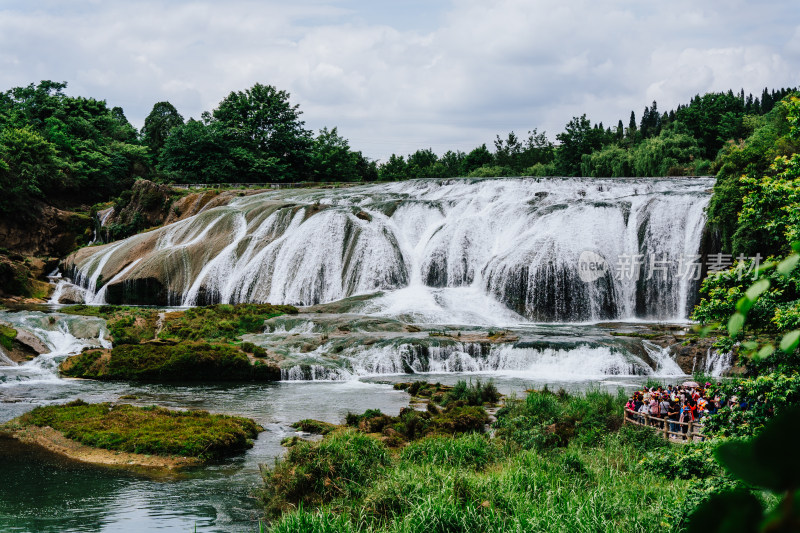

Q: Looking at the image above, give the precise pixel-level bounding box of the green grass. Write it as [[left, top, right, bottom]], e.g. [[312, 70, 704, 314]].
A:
[[60, 342, 281, 382], [261, 387, 705, 532], [442, 379, 500, 406], [159, 303, 298, 342], [400, 433, 501, 471], [261, 429, 391, 517], [263, 432, 693, 532], [14, 399, 261, 460]]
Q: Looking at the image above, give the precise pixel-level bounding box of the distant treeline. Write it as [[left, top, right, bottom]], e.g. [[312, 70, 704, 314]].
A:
[[0, 79, 796, 217]]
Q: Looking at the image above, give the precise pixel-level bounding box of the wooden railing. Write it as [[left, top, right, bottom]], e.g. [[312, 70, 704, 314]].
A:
[[623, 408, 706, 443]]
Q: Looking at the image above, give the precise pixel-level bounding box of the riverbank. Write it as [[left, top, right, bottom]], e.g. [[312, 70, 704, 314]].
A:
[[1, 425, 201, 470]]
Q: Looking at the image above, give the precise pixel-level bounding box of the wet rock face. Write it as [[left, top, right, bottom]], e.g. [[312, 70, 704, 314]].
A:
[[56, 285, 85, 304], [669, 337, 718, 374]]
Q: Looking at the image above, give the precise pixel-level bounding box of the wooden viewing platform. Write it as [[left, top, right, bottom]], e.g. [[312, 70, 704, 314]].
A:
[[623, 408, 706, 443]]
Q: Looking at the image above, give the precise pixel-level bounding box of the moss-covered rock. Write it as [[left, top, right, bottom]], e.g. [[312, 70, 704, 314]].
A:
[[60, 342, 281, 382], [6, 399, 262, 460]]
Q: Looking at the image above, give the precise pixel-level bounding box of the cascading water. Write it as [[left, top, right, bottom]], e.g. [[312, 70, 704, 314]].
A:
[[64, 177, 713, 322], [0, 312, 110, 385]]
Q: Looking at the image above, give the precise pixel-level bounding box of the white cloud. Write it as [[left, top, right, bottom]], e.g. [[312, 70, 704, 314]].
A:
[[0, 0, 798, 160]]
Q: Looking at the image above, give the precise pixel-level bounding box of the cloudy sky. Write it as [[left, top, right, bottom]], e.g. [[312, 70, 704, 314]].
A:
[[2, 0, 799, 160]]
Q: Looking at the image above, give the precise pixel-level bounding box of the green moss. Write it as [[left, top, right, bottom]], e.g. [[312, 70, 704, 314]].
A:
[[61, 303, 298, 345], [13, 399, 261, 460], [60, 342, 281, 382], [159, 303, 298, 342], [0, 324, 17, 350]]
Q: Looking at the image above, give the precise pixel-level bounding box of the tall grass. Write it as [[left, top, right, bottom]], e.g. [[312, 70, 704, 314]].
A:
[[261, 387, 692, 532], [266, 435, 691, 532], [442, 379, 500, 406]]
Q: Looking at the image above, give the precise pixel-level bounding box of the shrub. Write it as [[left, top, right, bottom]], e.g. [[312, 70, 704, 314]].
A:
[[261, 430, 390, 516], [640, 441, 721, 480]]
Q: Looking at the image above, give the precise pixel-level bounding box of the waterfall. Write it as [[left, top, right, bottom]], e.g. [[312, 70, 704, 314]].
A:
[[0, 312, 110, 385], [703, 348, 733, 377], [64, 177, 713, 322], [278, 340, 686, 381]]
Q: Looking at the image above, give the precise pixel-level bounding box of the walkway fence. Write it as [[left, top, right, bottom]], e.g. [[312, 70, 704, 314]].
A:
[[623, 408, 706, 443], [171, 182, 358, 190]]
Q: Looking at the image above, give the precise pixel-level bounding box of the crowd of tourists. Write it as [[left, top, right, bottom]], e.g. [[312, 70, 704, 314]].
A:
[[624, 382, 738, 439]]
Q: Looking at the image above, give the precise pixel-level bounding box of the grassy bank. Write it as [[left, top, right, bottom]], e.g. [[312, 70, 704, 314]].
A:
[[60, 342, 281, 381], [259, 385, 705, 532], [5, 399, 262, 460]]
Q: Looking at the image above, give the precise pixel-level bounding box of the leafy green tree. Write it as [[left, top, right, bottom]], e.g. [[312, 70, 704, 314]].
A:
[[580, 144, 633, 177], [0, 126, 65, 214], [708, 95, 800, 254], [462, 144, 493, 174], [158, 119, 241, 183], [141, 101, 184, 163], [0, 80, 146, 203], [675, 91, 745, 159], [630, 125, 702, 176], [437, 150, 466, 177], [310, 127, 374, 182], [378, 154, 408, 181], [406, 148, 440, 179], [554, 115, 608, 176], [735, 150, 800, 257], [494, 131, 523, 170], [210, 83, 313, 181]]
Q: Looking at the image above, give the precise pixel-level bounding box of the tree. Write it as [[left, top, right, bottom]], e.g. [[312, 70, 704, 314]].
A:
[[0, 80, 146, 203], [494, 132, 523, 170], [437, 150, 466, 177], [630, 126, 701, 176], [141, 101, 184, 163], [311, 127, 372, 182], [554, 115, 606, 176], [462, 144, 493, 174], [0, 126, 65, 214], [580, 144, 633, 177], [211, 83, 313, 181], [158, 119, 240, 183], [378, 154, 408, 181]]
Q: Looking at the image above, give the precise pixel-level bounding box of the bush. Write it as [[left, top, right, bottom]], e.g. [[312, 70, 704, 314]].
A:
[[702, 372, 800, 438], [640, 441, 721, 479], [261, 430, 390, 516], [617, 424, 670, 453]]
